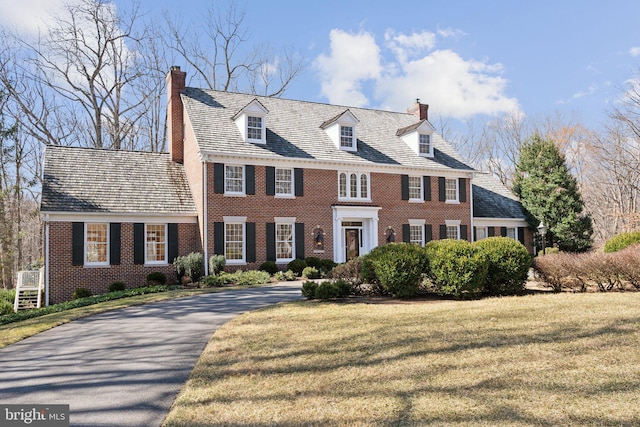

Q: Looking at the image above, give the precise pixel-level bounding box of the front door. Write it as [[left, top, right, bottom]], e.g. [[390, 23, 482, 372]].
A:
[[345, 228, 360, 261]]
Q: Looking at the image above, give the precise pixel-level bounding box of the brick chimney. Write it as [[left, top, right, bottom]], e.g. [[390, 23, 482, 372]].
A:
[[407, 99, 429, 121], [167, 66, 186, 163]]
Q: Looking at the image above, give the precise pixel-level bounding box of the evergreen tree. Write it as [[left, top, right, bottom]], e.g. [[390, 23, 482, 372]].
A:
[[513, 134, 593, 252]]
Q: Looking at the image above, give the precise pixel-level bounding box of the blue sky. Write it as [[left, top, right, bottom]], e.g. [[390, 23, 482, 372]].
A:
[[3, 0, 640, 129]]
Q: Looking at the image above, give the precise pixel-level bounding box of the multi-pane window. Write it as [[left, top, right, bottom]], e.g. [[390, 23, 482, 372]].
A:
[[340, 126, 354, 148], [275, 168, 293, 196], [445, 178, 458, 202], [146, 224, 166, 264], [475, 227, 487, 241], [506, 227, 517, 240], [225, 223, 245, 262], [276, 223, 294, 261], [338, 172, 369, 200], [408, 176, 422, 200], [446, 225, 460, 240], [86, 223, 108, 264], [225, 165, 244, 194], [247, 116, 262, 140], [419, 134, 431, 155], [410, 224, 424, 246]]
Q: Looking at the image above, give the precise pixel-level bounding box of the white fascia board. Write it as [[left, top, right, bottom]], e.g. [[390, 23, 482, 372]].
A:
[[473, 218, 528, 227], [43, 212, 198, 223], [201, 151, 474, 178]]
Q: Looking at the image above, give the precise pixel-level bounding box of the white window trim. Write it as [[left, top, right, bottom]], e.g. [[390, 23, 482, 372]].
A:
[[338, 171, 371, 202], [475, 226, 488, 242], [246, 115, 265, 143], [224, 165, 246, 196], [274, 167, 294, 198], [145, 223, 168, 266], [84, 222, 109, 267], [506, 227, 518, 240], [408, 219, 426, 246], [340, 125, 356, 150], [233, 99, 268, 144], [275, 217, 296, 263], [445, 220, 461, 240], [418, 133, 434, 157], [224, 217, 247, 265], [445, 178, 460, 204], [408, 176, 424, 202]]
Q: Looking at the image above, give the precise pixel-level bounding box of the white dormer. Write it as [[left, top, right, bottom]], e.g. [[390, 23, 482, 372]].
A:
[[233, 99, 268, 144], [320, 109, 359, 152], [396, 120, 435, 158]]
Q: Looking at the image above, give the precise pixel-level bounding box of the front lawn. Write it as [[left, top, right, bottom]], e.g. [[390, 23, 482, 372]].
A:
[[164, 293, 640, 426]]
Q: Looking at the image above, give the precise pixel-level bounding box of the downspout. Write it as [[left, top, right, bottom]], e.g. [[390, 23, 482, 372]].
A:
[[44, 214, 50, 306], [469, 172, 475, 242], [203, 162, 208, 276]]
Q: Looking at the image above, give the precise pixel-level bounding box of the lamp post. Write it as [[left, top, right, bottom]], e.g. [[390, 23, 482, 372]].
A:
[[537, 221, 548, 255]]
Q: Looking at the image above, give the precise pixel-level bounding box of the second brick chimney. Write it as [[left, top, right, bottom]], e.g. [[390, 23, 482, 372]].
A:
[[167, 66, 186, 163], [407, 99, 429, 121]]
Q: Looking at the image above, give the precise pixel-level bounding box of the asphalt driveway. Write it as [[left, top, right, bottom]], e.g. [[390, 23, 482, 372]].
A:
[[0, 282, 302, 426]]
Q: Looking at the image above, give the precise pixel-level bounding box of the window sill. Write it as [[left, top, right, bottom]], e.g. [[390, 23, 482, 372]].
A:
[[338, 198, 372, 203], [275, 194, 295, 199], [83, 264, 110, 268], [144, 263, 169, 267], [224, 193, 247, 198], [226, 261, 246, 266], [408, 199, 424, 204], [445, 200, 460, 205]]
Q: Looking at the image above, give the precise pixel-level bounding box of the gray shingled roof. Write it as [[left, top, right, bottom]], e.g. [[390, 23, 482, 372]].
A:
[[41, 146, 197, 215], [473, 172, 527, 219], [182, 88, 473, 171]]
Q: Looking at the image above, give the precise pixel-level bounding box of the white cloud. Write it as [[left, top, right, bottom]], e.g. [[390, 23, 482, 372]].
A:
[[0, 0, 67, 36], [315, 29, 519, 119], [629, 47, 640, 57], [314, 29, 382, 107], [437, 27, 466, 39], [572, 84, 597, 99]]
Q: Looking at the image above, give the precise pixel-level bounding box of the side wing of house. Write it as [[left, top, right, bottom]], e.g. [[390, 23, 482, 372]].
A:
[[41, 146, 200, 304]]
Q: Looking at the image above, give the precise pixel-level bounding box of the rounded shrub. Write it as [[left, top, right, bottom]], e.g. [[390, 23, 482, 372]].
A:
[[302, 266, 321, 279], [71, 287, 92, 300], [474, 237, 531, 296], [603, 231, 640, 253], [287, 259, 307, 276], [301, 280, 318, 299], [108, 281, 127, 292], [304, 257, 322, 269], [362, 243, 428, 298], [259, 261, 279, 275], [209, 254, 226, 276], [315, 281, 339, 300], [146, 272, 167, 285], [0, 300, 14, 315], [319, 259, 337, 275], [425, 240, 488, 299]]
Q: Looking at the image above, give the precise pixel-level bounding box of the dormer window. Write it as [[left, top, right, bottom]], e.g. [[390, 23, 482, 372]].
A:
[[320, 109, 359, 152], [233, 99, 268, 144], [397, 120, 435, 158]]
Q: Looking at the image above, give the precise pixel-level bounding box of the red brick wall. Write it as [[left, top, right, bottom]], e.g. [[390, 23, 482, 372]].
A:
[[205, 166, 472, 270], [47, 222, 199, 304]]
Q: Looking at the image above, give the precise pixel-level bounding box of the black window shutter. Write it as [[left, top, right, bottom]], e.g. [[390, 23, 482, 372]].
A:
[[246, 165, 255, 195], [72, 222, 84, 266], [439, 224, 447, 239], [460, 225, 468, 241], [266, 223, 276, 261], [401, 175, 409, 200], [133, 223, 145, 265], [459, 178, 467, 202], [473, 227, 477, 241], [438, 177, 446, 201], [266, 166, 275, 196], [246, 222, 256, 262], [488, 227, 495, 237], [501, 227, 508, 237], [518, 227, 526, 244], [168, 223, 179, 263], [110, 223, 121, 265], [402, 224, 410, 243], [424, 176, 431, 201], [214, 222, 224, 255], [295, 168, 304, 197], [214, 163, 224, 194], [295, 223, 305, 259], [425, 224, 433, 242]]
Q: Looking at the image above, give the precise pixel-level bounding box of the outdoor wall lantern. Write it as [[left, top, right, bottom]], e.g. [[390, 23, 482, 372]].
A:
[[537, 221, 547, 254], [313, 226, 325, 252], [386, 227, 396, 243]]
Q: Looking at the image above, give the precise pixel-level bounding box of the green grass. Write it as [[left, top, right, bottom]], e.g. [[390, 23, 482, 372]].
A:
[[0, 285, 259, 349], [164, 293, 640, 426]]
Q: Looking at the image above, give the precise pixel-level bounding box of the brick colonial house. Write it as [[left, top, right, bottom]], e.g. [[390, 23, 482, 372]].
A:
[[40, 66, 531, 304]]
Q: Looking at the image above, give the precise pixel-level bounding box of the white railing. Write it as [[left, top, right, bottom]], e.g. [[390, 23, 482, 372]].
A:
[[14, 267, 45, 312]]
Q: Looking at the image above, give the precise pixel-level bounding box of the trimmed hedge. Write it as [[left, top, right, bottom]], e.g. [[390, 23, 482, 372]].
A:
[[146, 272, 167, 285], [425, 240, 487, 299], [474, 237, 531, 296], [108, 281, 127, 292], [362, 243, 427, 297], [259, 261, 279, 275], [209, 255, 226, 276], [604, 231, 640, 253], [287, 259, 307, 276]]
